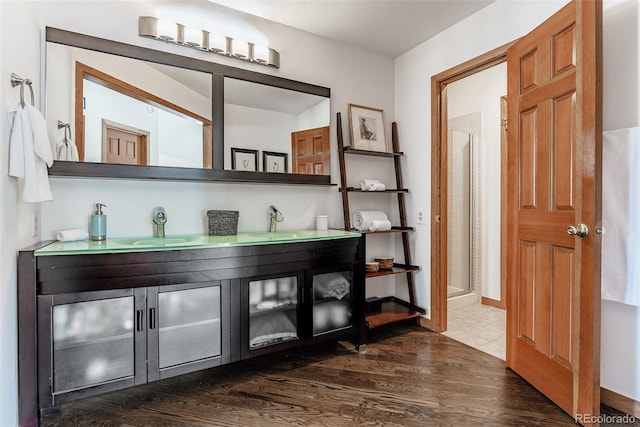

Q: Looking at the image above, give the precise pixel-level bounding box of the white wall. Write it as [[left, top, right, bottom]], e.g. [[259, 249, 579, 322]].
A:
[[0, 2, 44, 425], [395, 0, 640, 404], [0, 1, 395, 425], [600, 0, 640, 403]]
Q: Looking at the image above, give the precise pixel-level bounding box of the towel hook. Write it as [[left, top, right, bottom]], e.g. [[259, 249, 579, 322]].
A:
[[57, 120, 72, 143], [10, 73, 35, 108], [57, 120, 70, 130]]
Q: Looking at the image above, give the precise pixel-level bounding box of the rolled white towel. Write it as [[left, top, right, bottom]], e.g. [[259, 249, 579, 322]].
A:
[[57, 228, 89, 242], [352, 210, 388, 231], [370, 182, 386, 191], [359, 179, 385, 191], [368, 219, 392, 232]]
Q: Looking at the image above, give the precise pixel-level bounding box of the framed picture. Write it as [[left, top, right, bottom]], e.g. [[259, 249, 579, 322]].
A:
[[231, 148, 258, 171], [262, 151, 288, 173], [348, 104, 388, 152]]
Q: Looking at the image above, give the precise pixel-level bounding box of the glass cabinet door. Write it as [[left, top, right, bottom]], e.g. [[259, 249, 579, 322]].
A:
[[247, 275, 299, 351], [51, 296, 135, 394], [156, 285, 221, 369], [312, 271, 352, 336]]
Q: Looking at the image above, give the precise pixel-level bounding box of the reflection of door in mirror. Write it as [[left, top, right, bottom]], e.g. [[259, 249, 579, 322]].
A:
[[291, 126, 330, 175], [46, 41, 213, 169], [103, 120, 149, 165]]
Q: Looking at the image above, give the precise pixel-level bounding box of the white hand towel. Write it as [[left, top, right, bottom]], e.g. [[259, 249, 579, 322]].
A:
[[8, 102, 54, 203], [370, 182, 386, 191], [602, 127, 640, 307], [359, 179, 386, 191], [368, 219, 392, 232], [56, 132, 79, 161], [352, 210, 388, 231], [57, 228, 89, 242]]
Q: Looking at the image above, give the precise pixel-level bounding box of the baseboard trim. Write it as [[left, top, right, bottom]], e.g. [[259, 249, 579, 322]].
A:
[[481, 296, 505, 310], [601, 387, 640, 418], [419, 316, 437, 332]]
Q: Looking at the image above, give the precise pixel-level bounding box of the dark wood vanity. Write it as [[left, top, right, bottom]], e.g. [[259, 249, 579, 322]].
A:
[[18, 235, 364, 426]]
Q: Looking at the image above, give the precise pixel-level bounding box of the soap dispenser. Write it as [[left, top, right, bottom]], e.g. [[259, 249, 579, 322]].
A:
[[90, 203, 107, 241]]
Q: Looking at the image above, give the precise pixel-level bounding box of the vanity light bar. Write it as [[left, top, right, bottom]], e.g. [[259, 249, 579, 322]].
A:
[[138, 16, 280, 68]]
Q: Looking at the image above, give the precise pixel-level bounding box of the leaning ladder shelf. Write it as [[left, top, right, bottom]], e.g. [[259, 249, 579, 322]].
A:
[[336, 112, 426, 331]]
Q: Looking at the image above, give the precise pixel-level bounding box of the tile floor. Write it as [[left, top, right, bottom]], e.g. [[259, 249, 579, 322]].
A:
[[442, 302, 506, 360]]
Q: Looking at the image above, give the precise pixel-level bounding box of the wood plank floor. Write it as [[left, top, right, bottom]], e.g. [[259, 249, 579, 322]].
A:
[[40, 323, 626, 426]]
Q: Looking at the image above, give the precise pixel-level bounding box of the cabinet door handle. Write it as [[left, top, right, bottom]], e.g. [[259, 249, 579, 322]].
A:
[[136, 310, 144, 332], [149, 308, 156, 330]]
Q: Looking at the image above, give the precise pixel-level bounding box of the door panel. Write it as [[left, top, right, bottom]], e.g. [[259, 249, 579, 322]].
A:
[[519, 108, 537, 209], [37, 288, 147, 407], [103, 122, 148, 165], [551, 246, 573, 365], [241, 272, 305, 360], [553, 93, 575, 209], [291, 126, 330, 175], [147, 282, 226, 382], [506, 0, 601, 420]]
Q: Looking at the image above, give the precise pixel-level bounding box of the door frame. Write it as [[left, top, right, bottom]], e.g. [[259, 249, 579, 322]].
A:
[[429, 41, 515, 332]]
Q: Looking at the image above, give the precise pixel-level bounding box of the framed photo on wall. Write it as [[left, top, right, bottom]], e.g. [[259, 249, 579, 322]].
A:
[[348, 104, 388, 152], [231, 148, 258, 171], [262, 151, 288, 173]]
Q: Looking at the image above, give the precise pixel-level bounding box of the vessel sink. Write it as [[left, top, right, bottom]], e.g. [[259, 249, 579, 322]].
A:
[[116, 236, 204, 247], [248, 231, 317, 240]]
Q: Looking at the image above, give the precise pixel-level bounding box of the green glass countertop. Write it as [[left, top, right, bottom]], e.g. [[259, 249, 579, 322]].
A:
[[34, 230, 361, 256]]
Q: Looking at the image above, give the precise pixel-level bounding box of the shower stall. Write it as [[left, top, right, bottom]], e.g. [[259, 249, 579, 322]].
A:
[[447, 130, 479, 300]]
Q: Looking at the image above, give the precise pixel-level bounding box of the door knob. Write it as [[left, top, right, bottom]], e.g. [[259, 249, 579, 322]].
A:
[[567, 223, 589, 238]]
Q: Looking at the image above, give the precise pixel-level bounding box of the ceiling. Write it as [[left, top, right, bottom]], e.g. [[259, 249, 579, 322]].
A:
[[209, 0, 495, 58]]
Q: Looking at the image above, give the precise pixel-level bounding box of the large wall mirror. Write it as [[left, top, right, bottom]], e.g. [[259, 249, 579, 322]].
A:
[[45, 27, 332, 185], [46, 42, 212, 169], [224, 78, 330, 175]]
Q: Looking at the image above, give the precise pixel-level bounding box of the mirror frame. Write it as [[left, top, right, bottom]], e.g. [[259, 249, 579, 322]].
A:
[[45, 27, 333, 185]]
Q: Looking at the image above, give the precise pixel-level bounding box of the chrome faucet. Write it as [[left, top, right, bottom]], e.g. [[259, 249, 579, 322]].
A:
[[152, 207, 167, 238], [267, 205, 284, 232]]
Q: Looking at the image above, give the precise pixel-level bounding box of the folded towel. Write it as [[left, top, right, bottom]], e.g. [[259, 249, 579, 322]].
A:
[[352, 210, 388, 231], [359, 179, 386, 191], [57, 228, 89, 242], [368, 219, 392, 232], [313, 272, 351, 300], [249, 311, 297, 349]]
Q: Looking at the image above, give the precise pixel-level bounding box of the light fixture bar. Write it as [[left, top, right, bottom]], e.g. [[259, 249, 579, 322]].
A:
[[138, 16, 280, 68]]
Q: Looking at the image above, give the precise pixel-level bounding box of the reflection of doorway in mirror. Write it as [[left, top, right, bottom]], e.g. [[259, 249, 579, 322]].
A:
[[291, 126, 330, 175], [73, 61, 211, 168], [102, 119, 149, 165]]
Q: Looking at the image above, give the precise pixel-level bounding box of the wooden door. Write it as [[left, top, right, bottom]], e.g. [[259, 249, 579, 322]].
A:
[[506, 0, 601, 420], [102, 120, 149, 165], [291, 126, 330, 175]]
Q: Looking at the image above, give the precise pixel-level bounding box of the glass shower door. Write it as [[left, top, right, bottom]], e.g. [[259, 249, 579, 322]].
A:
[[447, 130, 473, 298]]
